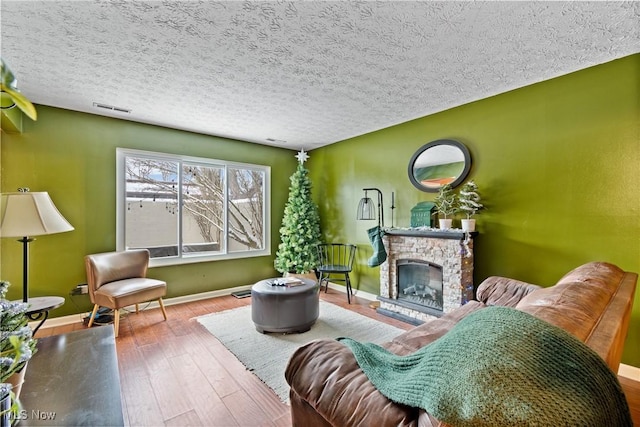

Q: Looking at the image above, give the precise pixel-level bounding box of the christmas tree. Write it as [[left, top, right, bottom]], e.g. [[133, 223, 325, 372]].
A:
[[274, 150, 322, 274]]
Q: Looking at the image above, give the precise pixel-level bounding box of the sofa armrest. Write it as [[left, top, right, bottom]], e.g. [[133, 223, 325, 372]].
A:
[[476, 276, 541, 307], [285, 339, 419, 426]]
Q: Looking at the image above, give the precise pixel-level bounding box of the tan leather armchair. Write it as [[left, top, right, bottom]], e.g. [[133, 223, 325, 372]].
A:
[[85, 249, 167, 337]]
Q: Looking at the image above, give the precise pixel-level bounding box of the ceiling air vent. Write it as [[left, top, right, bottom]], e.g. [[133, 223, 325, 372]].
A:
[[266, 138, 287, 144], [93, 102, 131, 114]]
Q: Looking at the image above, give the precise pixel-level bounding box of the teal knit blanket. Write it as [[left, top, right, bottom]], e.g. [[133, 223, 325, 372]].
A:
[[338, 306, 632, 426]]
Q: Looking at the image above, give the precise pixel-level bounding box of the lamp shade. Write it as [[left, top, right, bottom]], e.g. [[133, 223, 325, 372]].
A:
[[1, 191, 74, 237], [357, 197, 376, 221]]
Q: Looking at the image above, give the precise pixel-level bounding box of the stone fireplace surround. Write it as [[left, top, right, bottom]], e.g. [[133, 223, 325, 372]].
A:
[[377, 228, 475, 325]]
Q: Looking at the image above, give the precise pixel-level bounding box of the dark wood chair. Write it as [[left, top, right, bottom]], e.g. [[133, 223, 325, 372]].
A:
[[316, 243, 357, 304]]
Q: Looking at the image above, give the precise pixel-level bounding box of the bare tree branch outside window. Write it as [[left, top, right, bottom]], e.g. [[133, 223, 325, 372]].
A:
[[124, 157, 264, 257]]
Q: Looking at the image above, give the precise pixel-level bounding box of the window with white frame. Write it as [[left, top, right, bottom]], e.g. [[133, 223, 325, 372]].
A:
[[116, 148, 270, 266]]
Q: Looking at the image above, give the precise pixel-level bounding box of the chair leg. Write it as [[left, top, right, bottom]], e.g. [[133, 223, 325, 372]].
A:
[[345, 273, 352, 304], [87, 304, 99, 328], [158, 298, 168, 320], [135, 303, 139, 314], [113, 309, 120, 338], [322, 274, 329, 293]]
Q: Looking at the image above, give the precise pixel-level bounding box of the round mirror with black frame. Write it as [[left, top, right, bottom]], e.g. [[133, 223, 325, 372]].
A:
[[408, 139, 471, 192]]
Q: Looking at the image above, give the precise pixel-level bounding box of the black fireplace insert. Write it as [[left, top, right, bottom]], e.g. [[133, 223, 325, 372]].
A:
[[397, 259, 443, 312]]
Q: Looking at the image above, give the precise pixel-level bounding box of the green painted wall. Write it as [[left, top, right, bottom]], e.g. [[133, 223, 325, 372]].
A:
[[307, 54, 640, 366], [1, 107, 297, 316]]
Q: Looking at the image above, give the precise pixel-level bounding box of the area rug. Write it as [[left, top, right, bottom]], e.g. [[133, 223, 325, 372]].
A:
[[196, 301, 405, 402]]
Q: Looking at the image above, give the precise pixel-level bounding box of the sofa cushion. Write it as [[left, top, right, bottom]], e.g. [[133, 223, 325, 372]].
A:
[[476, 276, 541, 307], [515, 262, 624, 342], [384, 301, 485, 355], [94, 278, 166, 309]]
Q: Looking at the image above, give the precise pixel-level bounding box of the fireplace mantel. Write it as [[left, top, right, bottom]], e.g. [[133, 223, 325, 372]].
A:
[[378, 229, 475, 324], [384, 227, 478, 240]]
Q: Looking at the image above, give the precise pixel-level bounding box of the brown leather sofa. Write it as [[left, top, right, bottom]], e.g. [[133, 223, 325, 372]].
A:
[[285, 262, 638, 426]]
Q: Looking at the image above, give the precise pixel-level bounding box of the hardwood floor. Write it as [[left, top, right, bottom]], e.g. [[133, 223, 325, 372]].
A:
[[37, 291, 639, 426]]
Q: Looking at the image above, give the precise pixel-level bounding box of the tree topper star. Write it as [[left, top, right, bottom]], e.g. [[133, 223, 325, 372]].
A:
[[296, 149, 309, 164]]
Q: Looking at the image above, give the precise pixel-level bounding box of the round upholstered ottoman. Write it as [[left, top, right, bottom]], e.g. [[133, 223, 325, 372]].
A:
[[251, 278, 319, 333]]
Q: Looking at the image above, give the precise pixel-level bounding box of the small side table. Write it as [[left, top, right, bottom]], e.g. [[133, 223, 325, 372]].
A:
[[25, 296, 65, 334]]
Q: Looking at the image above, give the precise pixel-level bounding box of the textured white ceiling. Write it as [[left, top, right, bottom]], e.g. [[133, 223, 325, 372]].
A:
[[1, 1, 638, 150]]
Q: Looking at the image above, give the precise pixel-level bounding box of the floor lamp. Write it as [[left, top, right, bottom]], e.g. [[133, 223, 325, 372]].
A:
[[0, 188, 74, 302]]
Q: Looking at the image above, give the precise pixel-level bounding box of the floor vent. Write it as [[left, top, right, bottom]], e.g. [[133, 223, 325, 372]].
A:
[[231, 290, 252, 299]]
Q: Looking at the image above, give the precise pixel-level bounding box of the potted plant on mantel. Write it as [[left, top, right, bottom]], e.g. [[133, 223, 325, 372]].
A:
[[0, 280, 38, 424], [274, 150, 321, 280], [434, 184, 457, 229], [458, 180, 483, 232]]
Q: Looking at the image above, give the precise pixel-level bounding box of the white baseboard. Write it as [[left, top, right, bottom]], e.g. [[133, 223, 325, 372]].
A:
[[618, 363, 640, 380], [32, 285, 640, 379], [29, 284, 254, 330], [30, 312, 87, 330], [326, 282, 378, 302]]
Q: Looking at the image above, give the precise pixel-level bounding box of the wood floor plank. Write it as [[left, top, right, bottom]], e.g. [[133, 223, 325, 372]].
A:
[[169, 352, 239, 426], [117, 341, 150, 381], [119, 371, 166, 426], [184, 326, 244, 399], [157, 331, 193, 360], [139, 342, 194, 422], [272, 412, 293, 427], [201, 328, 289, 421], [165, 409, 203, 426], [146, 313, 177, 340], [164, 305, 197, 337], [222, 389, 274, 427], [127, 308, 162, 347], [116, 317, 134, 340], [184, 299, 223, 318]]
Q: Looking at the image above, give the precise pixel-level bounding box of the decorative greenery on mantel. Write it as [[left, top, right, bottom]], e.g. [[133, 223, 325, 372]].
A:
[[458, 180, 483, 219], [433, 184, 457, 219]]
